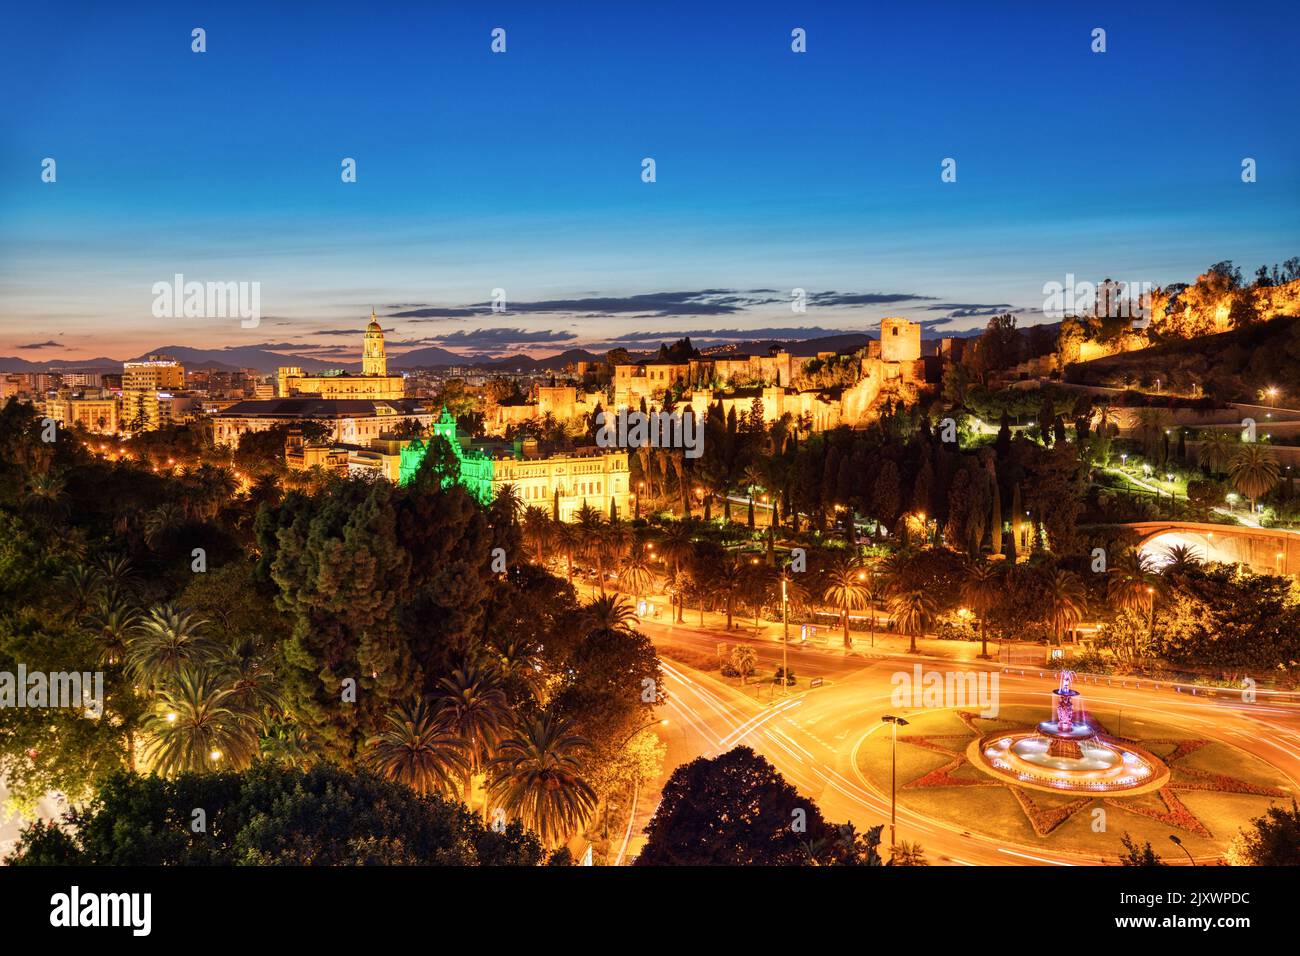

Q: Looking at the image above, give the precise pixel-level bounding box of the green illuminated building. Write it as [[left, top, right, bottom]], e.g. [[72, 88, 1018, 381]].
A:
[[398, 407, 632, 521], [399, 407, 494, 501]]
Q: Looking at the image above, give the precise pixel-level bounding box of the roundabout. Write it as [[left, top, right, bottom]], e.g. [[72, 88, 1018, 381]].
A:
[[966, 672, 1170, 796], [853, 682, 1296, 861]]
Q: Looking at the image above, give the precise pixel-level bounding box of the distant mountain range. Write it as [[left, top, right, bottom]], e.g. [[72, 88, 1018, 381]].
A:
[[0, 346, 363, 375], [0, 328, 984, 375]]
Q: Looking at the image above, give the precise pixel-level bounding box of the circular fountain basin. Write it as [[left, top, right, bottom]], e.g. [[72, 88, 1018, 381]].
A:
[[967, 732, 1170, 795]]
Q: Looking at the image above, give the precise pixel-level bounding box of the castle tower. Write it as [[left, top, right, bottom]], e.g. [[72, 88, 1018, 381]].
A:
[[362, 309, 387, 376], [880, 317, 921, 363]]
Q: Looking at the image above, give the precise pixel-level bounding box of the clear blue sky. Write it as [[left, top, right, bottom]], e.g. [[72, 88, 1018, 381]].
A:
[[1, 0, 1297, 360]]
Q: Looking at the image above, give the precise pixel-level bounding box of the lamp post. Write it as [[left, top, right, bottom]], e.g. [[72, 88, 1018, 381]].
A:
[[1168, 834, 1195, 866], [781, 575, 789, 693], [619, 717, 668, 751], [881, 715, 909, 855], [603, 718, 668, 839]]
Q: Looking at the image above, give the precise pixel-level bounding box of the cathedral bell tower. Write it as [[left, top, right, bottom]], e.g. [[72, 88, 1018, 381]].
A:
[[362, 309, 387, 376]]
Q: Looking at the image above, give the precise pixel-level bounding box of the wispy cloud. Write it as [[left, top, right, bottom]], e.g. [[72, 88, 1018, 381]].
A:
[[920, 303, 1020, 317], [391, 288, 940, 322], [16, 340, 63, 350], [425, 328, 580, 348], [808, 292, 936, 307]]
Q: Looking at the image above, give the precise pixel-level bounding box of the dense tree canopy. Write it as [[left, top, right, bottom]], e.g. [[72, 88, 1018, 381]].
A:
[[5, 764, 554, 865]]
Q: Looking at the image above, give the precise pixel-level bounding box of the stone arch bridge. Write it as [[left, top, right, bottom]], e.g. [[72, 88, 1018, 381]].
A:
[[1124, 521, 1299, 577]]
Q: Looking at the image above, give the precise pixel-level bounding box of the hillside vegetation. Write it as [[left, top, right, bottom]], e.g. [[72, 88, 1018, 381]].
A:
[[1065, 314, 1300, 403]]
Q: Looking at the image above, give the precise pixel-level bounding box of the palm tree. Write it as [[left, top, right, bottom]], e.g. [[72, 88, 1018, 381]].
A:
[[743, 560, 778, 630], [1108, 551, 1163, 631], [1228, 442, 1280, 511], [664, 563, 694, 626], [95, 553, 140, 598], [960, 561, 1001, 659], [1093, 401, 1117, 437], [887, 587, 938, 654], [1161, 544, 1202, 577], [143, 503, 184, 547], [490, 636, 545, 702], [259, 723, 319, 770], [583, 593, 638, 637], [730, 644, 757, 684], [22, 469, 68, 523], [713, 554, 747, 630], [493, 483, 523, 524], [552, 520, 581, 584], [87, 599, 141, 667], [1134, 407, 1171, 459], [184, 464, 237, 520], [365, 698, 468, 798], [248, 473, 282, 509], [668, 450, 690, 517], [140, 667, 261, 776], [521, 506, 553, 564], [657, 524, 695, 622], [488, 711, 597, 848], [821, 556, 868, 648], [857, 565, 887, 647], [60, 564, 102, 622], [1197, 430, 1235, 475], [603, 520, 633, 569], [575, 505, 608, 593], [1043, 569, 1087, 645], [618, 543, 657, 605], [216, 639, 284, 718], [127, 605, 220, 687], [436, 664, 510, 810]]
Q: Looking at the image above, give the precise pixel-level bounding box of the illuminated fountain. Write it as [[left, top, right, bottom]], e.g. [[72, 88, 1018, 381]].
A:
[[968, 671, 1169, 794]]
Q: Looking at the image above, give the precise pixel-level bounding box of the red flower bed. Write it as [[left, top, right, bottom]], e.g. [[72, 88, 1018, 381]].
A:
[[1009, 787, 1094, 836], [1105, 788, 1211, 837]]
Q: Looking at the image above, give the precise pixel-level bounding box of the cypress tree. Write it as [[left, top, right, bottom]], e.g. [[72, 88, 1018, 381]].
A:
[[989, 460, 1003, 557], [1010, 482, 1022, 560]]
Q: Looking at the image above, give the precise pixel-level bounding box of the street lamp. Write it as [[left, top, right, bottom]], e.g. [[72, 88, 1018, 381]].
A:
[[619, 717, 668, 750], [605, 718, 669, 838], [881, 715, 910, 855], [780, 574, 789, 692], [1168, 834, 1195, 866]]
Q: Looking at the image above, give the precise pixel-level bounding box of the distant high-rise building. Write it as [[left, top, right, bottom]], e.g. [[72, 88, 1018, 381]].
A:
[[123, 354, 185, 391], [43, 392, 119, 434], [122, 354, 186, 431], [61, 370, 104, 387]]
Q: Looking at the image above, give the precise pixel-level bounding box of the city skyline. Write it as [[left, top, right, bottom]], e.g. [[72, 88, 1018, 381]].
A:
[[3, 0, 1297, 361], [4, 2, 1300, 896]]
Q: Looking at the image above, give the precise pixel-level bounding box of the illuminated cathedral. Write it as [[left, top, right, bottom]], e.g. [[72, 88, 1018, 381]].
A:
[[277, 310, 406, 400]]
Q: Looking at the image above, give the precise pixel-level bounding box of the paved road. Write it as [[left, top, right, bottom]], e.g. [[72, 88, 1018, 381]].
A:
[[629, 615, 1300, 866]]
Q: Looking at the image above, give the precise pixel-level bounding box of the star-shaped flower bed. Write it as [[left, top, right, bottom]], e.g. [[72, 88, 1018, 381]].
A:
[[882, 709, 1291, 843]]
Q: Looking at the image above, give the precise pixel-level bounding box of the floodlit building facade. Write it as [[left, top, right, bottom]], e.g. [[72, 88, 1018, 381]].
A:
[[277, 312, 405, 400], [400, 407, 631, 521]]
